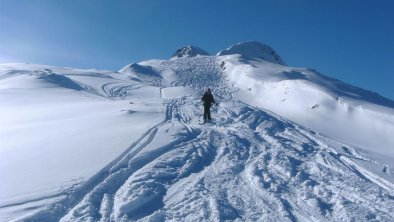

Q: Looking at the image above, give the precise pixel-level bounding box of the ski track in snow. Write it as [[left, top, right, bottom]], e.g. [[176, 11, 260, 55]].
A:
[[6, 58, 394, 221]]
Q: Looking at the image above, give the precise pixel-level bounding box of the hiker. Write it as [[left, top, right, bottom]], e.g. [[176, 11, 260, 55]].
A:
[[201, 88, 215, 122]]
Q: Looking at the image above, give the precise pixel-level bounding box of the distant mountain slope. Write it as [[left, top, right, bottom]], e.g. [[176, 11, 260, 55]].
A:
[[218, 41, 286, 65], [171, 45, 210, 59]]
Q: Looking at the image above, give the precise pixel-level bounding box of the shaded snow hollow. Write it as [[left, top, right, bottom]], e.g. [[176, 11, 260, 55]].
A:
[[1, 41, 394, 221]]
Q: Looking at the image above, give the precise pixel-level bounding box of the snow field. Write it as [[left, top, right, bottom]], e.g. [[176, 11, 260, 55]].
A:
[[1, 44, 394, 221]]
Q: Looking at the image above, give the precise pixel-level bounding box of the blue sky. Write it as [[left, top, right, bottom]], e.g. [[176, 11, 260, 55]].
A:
[[1, 0, 393, 99]]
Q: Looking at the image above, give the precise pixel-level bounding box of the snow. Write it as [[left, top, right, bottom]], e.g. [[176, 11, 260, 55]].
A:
[[217, 41, 286, 65], [1, 41, 394, 221], [220, 54, 394, 157], [171, 46, 210, 59], [161, 86, 196, 99], [0, 64, 164, 221]]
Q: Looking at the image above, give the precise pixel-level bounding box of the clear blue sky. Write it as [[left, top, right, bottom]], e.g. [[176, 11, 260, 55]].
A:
[[1, 0, 393, 99]]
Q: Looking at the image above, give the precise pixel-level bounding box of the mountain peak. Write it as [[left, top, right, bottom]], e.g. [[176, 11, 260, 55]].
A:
[[171, 45, 210, 59], [217, 41, 286, 65]]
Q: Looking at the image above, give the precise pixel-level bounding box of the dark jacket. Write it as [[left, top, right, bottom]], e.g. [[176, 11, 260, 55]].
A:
[[202, 92, 215, 107]]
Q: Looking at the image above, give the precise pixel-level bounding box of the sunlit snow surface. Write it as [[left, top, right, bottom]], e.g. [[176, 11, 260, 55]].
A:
[[0, 55, 393, 221]]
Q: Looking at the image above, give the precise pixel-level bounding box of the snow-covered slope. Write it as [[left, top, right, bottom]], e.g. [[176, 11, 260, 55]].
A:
[[0, 63, 165, 221], [219, 54, 394, 156], [1, 41, 394, 221], [218, 41, 286, 65]]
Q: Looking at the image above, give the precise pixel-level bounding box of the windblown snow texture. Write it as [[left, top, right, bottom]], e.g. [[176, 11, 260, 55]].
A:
[[1, 41, 394, 221]]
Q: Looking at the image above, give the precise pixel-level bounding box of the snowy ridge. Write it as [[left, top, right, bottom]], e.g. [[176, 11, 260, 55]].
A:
[[1, 42, 394, 221]]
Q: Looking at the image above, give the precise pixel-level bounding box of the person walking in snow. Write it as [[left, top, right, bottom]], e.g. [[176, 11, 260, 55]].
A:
[[201, 88, 215, 122]]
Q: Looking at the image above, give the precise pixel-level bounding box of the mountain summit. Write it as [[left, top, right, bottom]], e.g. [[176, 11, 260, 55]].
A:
[[171, 45, 210, 59], [172, 41, 285, 65], [218, 41, 286, 65]]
